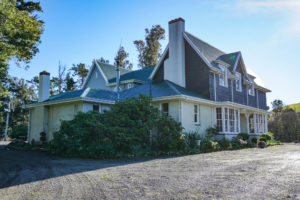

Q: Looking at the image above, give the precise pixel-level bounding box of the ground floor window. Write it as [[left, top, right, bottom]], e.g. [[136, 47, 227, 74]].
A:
[[216, 107, 240, 133], [216, 108, 222, 131], [93, 105, 100, 112], [194, 105, 200, 124], [249, 114, 254, 133], [249, 113, 266, 134], [161, 103, 169, 116]]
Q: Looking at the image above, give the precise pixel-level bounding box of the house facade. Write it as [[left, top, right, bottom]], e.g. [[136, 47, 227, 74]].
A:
[[26, 18, 270, 142]]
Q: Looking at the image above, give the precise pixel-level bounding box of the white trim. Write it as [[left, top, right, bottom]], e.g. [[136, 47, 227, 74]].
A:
[[233, 51, 241, 71], [107, 79, 144, 87], [94, 60, 109, 83], [149, 45, 169, 79], [81, 60, 109, 89]]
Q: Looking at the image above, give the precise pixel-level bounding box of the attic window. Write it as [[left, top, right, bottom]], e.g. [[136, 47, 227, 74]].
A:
[[248, 84, 255, 96], [219, 66, 228, 87], [235, 72, 242, 92]]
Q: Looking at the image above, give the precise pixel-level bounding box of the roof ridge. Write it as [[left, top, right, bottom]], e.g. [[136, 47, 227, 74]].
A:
[[185, 31, 226, 55]]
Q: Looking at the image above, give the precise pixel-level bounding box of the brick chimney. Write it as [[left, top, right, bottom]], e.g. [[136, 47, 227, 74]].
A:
[[164, 18, 186, 87], [38, 71, 50, 102]]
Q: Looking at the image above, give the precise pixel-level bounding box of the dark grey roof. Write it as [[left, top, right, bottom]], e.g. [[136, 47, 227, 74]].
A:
[[108, 66, 155, 84], [95, 60, 130, 80]]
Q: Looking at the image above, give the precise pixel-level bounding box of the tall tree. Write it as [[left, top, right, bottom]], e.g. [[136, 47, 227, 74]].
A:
[[0, 0, 43, 100], [70, 63, 88, 87], [271, 99, 283, 116], [114, 46, 133, 70], [51, 62, 66, 94], [64, 72, 76, 91], [134, 25, 165, 68]]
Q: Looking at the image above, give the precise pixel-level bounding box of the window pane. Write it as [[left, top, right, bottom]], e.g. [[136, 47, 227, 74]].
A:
[[162, 103, 169, 116], [93, 105, 99, 112]]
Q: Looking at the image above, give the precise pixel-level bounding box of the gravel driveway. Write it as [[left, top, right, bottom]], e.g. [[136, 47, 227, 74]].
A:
[[0, 143, 299, 200]]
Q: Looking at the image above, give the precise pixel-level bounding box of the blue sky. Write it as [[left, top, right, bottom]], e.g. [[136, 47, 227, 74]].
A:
[[9, 0, 300, 106]]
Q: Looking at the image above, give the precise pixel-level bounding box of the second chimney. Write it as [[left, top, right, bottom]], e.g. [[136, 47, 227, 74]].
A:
[[38, 71, 50, 102]]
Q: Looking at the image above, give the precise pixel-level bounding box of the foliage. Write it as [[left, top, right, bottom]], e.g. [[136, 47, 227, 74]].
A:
[[271, 99, 283, 116], [8, 124, 27, 139], [199, 138, 214, 153], [40, 131, 46, 144], [258, 141, 266, 148], [269, 105, 300, 142], [205, 126, 219, 139], [134, 25, 165, 68], [184, 132, 200, 152], [99, 57, 110, 64], [114, 46, 133, 70], [260, 133, 272, 141], [49, 95, 184, 158], [237, 133, 250, 141], [285, 103, 300, 113], [70, 63, 89, 87], [251, 137, 258, 144], [51, 62, 66, 94]]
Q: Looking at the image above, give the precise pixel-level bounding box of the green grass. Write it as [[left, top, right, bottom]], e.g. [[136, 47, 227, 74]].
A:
[[285, 103, 300, 112]]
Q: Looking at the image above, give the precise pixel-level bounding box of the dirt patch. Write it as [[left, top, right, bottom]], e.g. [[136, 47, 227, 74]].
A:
[[0, 144, 299, 200]]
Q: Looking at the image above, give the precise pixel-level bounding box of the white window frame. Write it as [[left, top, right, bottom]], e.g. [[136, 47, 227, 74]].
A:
[[235, 72, 242, 92], [127, 83, 134, 89], [218, 107, 240, 134], [194, 105, 200, 125], [249, 84, 255, 96], [219, 66, 228, 87]]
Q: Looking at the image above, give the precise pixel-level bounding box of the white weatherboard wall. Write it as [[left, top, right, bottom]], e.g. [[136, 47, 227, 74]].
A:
[[28, 106, 48, 142], [180, 101, 216, 136], [85, 65, 111, 90], [47, 102, 83, 140]]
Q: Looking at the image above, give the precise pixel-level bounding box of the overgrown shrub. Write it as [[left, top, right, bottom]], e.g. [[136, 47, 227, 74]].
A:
[[251, 137, 258, 144], [49, 95, 184, 158], [258, 141, 266, 148], [205, 126, 219, 139], [261, 133, 272, 141], [184, 131, 200, 152], [8, 124, 27, 140], [200, 138, 214, 153], [237, 133, 250, 141], [218, 139, 230, 150]]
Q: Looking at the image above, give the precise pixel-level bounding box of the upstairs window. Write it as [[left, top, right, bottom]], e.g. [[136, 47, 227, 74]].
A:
[[127, 83, 134, 89], [219, 66, 228, 87], [194, 105, 200, 124], [162, 103, 169, 116], [249, 84, 255, 96], [235, 72, 242, 92]]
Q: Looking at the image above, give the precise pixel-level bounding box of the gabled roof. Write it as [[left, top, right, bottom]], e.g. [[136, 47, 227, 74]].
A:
[[108, 66, 155, 84], [82, 59, 130, 88], [97, 61, 129, 80]]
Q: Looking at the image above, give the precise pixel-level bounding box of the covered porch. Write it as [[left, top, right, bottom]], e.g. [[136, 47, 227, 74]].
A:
[[216, 105, 268, 140]]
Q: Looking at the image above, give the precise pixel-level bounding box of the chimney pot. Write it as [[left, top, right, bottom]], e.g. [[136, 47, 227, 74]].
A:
[[168, 17, 185, 24]]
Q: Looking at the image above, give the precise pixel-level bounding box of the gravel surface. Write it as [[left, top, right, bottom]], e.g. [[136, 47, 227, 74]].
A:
[[0, 143, 299, 200]]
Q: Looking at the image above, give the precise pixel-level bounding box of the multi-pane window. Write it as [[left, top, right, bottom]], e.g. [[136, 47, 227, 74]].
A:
[[249, 84, 255, 96], [216, 108, 222, 131], [235, 72, 242, 92], [194, 105, 200, 124], [249, 114, 254, 133], [217, 107, 240, 133], [219, 66, 228, 87], [93, 105, 99, 112], [224, 108, 229, 132], [162, 103, 169, 116], [229, 109, 235, 132], [235, 110, 240, 132]]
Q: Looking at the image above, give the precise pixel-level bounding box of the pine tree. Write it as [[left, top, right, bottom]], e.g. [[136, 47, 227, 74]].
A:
[[70, 63, 89, 87]]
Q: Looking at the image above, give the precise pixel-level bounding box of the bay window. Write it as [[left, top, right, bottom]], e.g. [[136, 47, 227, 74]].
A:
[[216, 107, 240, 133]]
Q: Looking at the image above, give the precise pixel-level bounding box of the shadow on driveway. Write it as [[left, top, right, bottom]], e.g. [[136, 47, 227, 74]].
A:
[[0, 145, 164, 189]]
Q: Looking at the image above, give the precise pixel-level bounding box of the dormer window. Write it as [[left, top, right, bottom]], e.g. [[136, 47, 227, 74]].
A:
[[219, 66, 228, 87], [248, 84, 255, 96], [235, 72, 242, 92]]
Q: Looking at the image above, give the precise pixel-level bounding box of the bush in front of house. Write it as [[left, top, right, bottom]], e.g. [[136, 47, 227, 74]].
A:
[[8, 124, 27, 140], [237, 133, 250, 141], [49, 95, 185, 158]]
